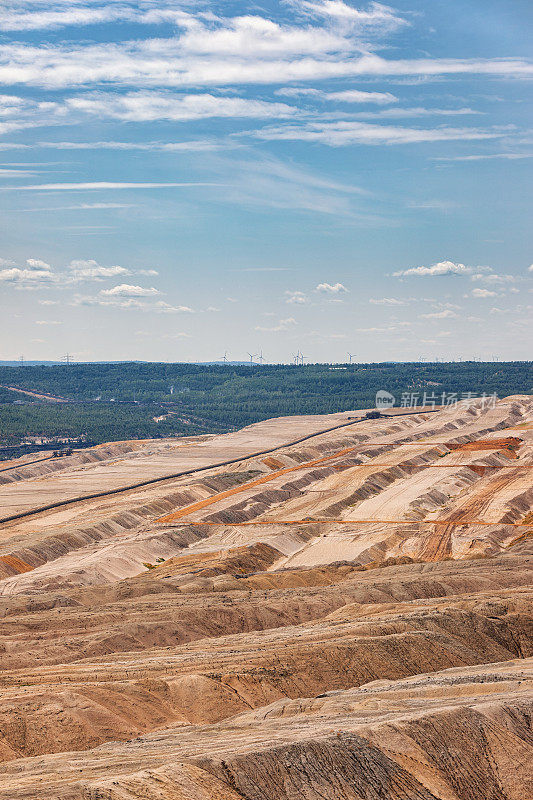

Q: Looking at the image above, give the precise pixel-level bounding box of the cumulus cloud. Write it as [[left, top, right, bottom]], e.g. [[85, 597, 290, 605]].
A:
[[471, 287, 497, 298], [394, 260, 475, 278], [0, 257, 56, 286], [100, 284, 160, 297], [285, 290, 309, 304], [315, 282, 348, 293], [68, 259, 130, 280]]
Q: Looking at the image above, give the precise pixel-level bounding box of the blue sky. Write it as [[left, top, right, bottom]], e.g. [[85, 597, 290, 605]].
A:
[[0, 0, 531, 362]]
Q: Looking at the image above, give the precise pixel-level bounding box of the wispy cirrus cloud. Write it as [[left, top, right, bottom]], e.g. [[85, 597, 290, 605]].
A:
[[247, 120, 502, 146], [369, 296, 406, 305], [434, 152, 533, 162], [32, 140, 233, 153], [66, 91, 297, 122], [276, 86, 398, 104], [0, 181, 218, 191], [155, 300, 195, 313]]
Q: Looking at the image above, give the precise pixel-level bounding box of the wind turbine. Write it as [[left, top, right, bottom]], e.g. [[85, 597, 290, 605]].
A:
[[293, 349, 304, 365], [257, 349, 265, 364], [221, 351, 229, 363], [61, 353, 72, 365], [247, 352, 256, 367], [347, 352, 355, 364]]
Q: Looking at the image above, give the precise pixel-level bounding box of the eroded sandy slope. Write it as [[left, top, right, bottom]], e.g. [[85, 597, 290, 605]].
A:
[[0, 396, 532, 798]]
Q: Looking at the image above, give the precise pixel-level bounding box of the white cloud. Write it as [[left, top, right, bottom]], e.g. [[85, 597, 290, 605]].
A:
[[35, 319, 62, 325], [250, 120, 501, 147], [285, 290, 309, 304], [369, 297, 405, 305], [67, 91, 297, 122], [0, 257, 56, 286], [34, 140, 231, 153], [0, 17, 530, 93], [434, 153, 533, 162], [394, 260, 474, 277], [291, 0, 402, 22], [528, 264, 533, 272], [315, 281, 348, 293], [255, 316, 297, 331], [352, 106, 481, 121], [101, 284, 160, 297], [471, 271, 515, 284], [355, 325, 405, 333], [277, 87, 398, 104], [419, 309, 457, 319], [68, 259, 130, 280], [72, 293, 146, 310], [0, 181, 216, 191], [26, 257, 52, 271], [326, 89, 398, 104], [155, 301, 194, 313], [471, 287, 497, 298], [0, 5, 138, 32]]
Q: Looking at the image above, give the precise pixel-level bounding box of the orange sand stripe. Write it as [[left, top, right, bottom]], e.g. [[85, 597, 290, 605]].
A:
[[0, 554, 34, 574], [156, 435, 528, 525], [156, 445, 363, 523]]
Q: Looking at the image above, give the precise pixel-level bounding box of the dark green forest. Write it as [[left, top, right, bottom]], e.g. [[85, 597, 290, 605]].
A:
[[0, 361, 531, 450]]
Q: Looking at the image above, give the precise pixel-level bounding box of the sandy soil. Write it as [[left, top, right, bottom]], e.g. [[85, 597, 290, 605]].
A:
[[0, 396, 532, 798]]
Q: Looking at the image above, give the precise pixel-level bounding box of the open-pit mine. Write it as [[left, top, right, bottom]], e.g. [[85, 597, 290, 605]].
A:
[[0, 395, 532, 800]]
